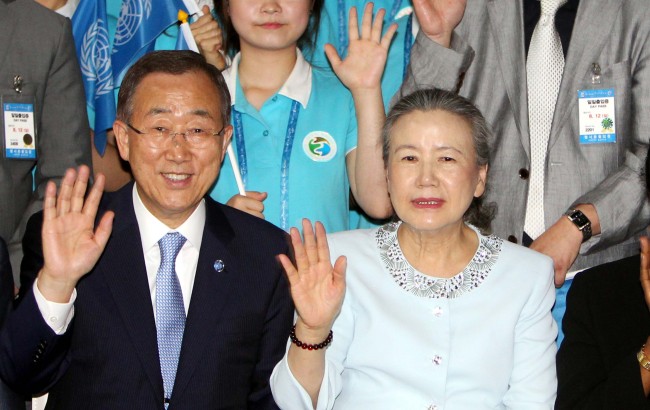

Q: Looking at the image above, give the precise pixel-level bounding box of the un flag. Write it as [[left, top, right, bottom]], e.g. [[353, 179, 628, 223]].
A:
[[72, 0, 116, 156], [111, 0, 186, 84]]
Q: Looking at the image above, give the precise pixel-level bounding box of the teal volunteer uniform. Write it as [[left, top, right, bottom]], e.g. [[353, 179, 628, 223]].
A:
[[311, 0, 416, 229], [210, 50, 358, 233]]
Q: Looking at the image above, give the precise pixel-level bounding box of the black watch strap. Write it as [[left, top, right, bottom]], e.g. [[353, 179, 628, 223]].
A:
[[565, 209, 592, 242]]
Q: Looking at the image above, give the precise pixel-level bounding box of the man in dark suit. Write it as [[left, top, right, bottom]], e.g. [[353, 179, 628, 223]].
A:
[[0, 50, 293, 409], [0, 0, 92, 280]]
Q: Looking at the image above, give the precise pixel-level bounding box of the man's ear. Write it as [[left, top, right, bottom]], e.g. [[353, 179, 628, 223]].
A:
[[113, 121, 130, 162], [219, 125, 234, 163]]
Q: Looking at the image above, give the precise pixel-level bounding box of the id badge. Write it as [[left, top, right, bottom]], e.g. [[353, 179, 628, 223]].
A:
[[577, 88, 616, 144], [2, 94, 37, 159]]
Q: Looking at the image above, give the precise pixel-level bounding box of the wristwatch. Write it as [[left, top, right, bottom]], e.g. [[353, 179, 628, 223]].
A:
[[638, 345, 650, 371], [564, 209, 592, 242]]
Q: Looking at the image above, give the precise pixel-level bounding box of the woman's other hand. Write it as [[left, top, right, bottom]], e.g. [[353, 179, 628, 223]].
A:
[[191, 6, 226, 70], [226, 191, 267, 219]]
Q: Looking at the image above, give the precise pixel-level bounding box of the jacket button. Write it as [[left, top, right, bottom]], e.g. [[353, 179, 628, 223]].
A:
[[507, 235, 518, 244], [518, 168, 529, 179]]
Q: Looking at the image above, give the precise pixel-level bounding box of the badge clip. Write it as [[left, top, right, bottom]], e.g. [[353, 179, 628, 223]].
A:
[[590, 63, 601, 85], [13, 75, 23, 94]]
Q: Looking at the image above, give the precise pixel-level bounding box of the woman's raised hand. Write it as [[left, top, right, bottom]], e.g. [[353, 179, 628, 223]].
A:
[[325, 3, 397, 92], [279, 219, 346, 334]]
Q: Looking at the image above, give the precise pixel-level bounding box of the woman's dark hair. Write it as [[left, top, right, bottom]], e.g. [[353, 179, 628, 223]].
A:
[[215, 0, 324, 57], [383, 88, 497, 233]]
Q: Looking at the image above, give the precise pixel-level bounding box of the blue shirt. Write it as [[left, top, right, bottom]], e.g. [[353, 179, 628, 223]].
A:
[[210, 51, 358, 233]]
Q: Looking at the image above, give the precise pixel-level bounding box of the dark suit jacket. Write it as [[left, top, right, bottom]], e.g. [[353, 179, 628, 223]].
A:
[[556, 255, 650, 409], [0, 183, 294, 409]]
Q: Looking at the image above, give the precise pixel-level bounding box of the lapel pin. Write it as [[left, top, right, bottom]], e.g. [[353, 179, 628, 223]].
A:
[[213, 259, 225, 272]]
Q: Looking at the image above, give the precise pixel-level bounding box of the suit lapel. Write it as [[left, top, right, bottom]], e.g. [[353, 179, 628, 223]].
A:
[[99, 186, 164, 400], [487, 0, 531, 158], [172, 201, 240, 398], [548, 0, 623, 149]]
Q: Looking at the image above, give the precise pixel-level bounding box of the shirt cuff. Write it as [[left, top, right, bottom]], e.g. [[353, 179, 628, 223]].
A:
[[33, 278, 76, 335]]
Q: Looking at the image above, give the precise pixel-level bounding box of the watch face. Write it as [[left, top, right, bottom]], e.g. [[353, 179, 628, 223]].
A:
[[568, 210, 589, 228], [566, 210, 592, 242], [574, 214, 589, 228]]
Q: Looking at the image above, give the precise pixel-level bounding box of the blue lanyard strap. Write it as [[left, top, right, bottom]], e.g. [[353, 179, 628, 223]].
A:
[[280, 101, 301, 230], [337, 0, 348, 56], [232, 100, 301, 231], [389, 0, 403, 20], [403, 13, 413, 80]]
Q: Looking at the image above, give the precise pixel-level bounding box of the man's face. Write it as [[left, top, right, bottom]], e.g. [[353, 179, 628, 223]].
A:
[[114, 71, 232, 228]]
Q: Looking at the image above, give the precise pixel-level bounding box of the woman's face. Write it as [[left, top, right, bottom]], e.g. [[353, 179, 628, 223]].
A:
[[228, 0, 312, 53], [386, 109, 487, 235]]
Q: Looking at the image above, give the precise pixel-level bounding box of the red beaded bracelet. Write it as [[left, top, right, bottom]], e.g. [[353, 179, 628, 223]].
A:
[[290, 325, 333, 350]]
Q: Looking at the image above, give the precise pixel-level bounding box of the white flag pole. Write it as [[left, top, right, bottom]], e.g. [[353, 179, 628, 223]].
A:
[[178, 5, 246, 196]]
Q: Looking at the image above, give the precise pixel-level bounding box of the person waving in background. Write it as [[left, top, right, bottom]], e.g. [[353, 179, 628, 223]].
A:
[[208, 0, 395, 233]]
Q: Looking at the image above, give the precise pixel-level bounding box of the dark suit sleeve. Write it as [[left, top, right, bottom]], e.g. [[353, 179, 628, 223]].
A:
[[18, 211, 44, 301], [1, 214, 71, 396], [248, 235, 294, 410], [556, 273, 649, 409], [0, 287, 73, 396]]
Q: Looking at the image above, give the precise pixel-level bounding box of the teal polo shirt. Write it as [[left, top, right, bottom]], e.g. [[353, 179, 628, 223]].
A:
[[210, 51, 358, 233]]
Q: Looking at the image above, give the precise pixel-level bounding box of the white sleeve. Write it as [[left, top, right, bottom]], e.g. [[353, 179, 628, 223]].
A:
[[503, 257, 558, 409], [33, 278, 76, 335], [271, 286, 355, 410]]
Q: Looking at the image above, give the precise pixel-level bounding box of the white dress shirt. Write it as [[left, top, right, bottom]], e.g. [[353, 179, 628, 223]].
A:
[[33, 184, 205, 334]]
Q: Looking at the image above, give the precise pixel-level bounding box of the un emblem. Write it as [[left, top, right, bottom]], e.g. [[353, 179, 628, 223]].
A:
[[113, 0, 152, 47], [80, 19, 113, 99]]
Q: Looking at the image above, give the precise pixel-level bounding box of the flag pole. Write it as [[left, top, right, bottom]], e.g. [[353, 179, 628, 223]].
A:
[[178, 8, 246, 196]]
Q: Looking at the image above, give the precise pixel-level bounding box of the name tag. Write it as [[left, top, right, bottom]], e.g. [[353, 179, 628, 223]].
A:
[[3, 99, 36, 159], [577, 88, 616, 144]]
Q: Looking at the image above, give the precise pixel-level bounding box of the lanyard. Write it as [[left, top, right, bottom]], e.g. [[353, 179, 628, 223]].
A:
[[403, 13, 413, 80], [232, 100, 301, 230], [336, 0, 412, 77]]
